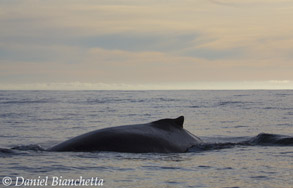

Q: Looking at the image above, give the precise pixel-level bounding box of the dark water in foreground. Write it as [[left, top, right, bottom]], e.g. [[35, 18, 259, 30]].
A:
[[0, 90, 292, 187]]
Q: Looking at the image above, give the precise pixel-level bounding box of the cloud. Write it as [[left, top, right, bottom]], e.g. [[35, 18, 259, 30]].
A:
[[269, 80, 291, 84], [1, 0, 293, 88], [71, 33, 197, 53]]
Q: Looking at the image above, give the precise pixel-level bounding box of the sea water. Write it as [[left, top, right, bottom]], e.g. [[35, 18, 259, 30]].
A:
[[0, 90, 292, 187]]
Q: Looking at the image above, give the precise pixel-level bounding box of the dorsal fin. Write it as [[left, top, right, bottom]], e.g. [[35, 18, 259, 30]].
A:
[[174, 116, 184, 127], [151, 116, 184, 129]]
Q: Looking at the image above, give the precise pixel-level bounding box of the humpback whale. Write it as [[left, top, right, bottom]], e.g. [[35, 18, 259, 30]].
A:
[[49, 116, 202, 153]]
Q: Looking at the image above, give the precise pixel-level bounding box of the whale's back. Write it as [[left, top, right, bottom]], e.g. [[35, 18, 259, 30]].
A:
[[49, 116, 202, 153]]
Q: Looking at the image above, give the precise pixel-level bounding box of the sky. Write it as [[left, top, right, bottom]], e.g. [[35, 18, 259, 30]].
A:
[[0, 0, 293, 90]]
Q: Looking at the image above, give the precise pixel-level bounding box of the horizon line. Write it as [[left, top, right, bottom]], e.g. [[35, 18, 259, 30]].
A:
[[0, 81, 293, 90]]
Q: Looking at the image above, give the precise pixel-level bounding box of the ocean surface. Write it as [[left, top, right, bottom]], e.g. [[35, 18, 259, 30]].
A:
[[0, 90, 292, 188]]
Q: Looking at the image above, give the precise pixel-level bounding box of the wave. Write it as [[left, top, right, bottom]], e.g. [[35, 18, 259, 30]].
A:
[[188, 133, 293, 152], [217, 101, 257, 107], [0, 145, 45, 157], [218, 101, 244, 106], [0, 98, 56, 105], [0, 148, 15, 154], [84, 97, 178, 105], [189, 105, 208, 109], [246, 133, 293, 146], [11, 144, 46, 151], [85, 98, 146, 104]]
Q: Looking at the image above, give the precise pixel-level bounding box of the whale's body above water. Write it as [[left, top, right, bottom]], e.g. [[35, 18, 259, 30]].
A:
[[48, 116, 202, 153]]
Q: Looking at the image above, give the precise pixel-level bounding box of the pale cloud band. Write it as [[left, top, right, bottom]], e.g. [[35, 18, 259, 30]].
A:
[[1, 81, 292, 90]]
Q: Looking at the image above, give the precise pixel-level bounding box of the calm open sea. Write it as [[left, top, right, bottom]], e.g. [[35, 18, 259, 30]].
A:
[[0, 90, 292, 187]]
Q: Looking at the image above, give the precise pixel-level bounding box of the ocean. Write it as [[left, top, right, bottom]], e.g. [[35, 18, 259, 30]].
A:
[[0, 90, 292, 187]]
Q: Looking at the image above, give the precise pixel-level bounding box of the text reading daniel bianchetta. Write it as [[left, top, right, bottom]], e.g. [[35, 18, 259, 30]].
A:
[[2, 176, 103, 187]]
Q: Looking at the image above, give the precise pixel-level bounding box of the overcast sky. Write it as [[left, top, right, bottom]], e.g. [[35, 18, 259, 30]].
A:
[[1, 0, 293, 89]]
